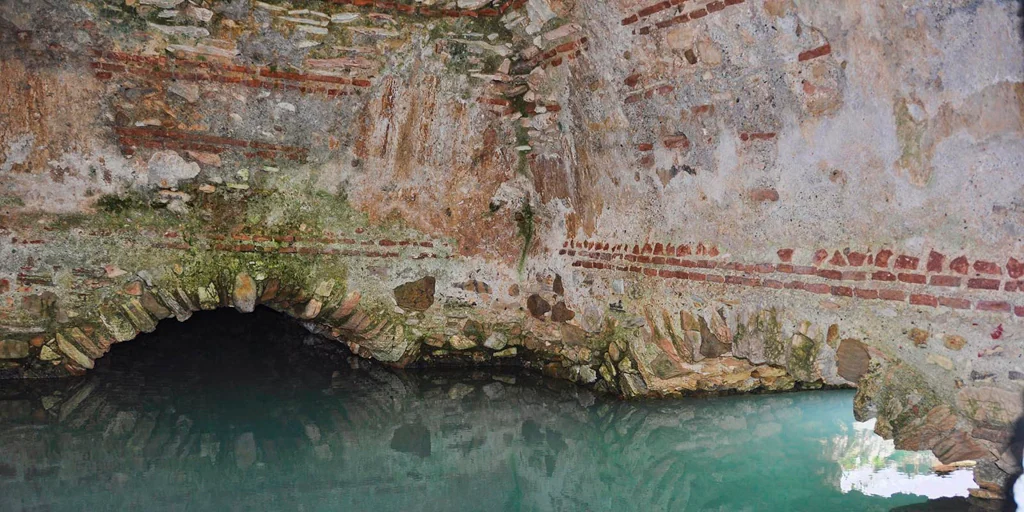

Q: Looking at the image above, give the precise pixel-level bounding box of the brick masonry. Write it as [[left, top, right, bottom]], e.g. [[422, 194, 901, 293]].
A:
[[114, 127, 308, 160], [562, 240, 1024, 317], [326, 0, 527, 18], [527, 37, 589, 70], [91, 50, 374, 97], [623, 0, 747, 36]]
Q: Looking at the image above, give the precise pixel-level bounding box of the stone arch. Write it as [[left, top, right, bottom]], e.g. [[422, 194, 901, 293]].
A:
[[34, 252, 406, 375], [3, 246, 1016, 495]]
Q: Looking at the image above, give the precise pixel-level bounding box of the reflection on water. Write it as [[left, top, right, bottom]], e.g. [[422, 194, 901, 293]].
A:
[[835, 419, 974, 500], [0, 310, 978, 511]]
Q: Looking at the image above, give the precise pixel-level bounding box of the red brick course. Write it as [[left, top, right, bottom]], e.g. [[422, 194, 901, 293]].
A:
[[798, 44, 832, 62], [623, 0, 746, 36], [327, 0, 526, 18], [563, 238, 1024, 316], [91, 50, 372, 101], [114, 127, 308, 161]]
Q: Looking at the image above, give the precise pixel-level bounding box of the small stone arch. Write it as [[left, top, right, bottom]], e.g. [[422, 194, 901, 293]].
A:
[[37, 254, 406, 375]]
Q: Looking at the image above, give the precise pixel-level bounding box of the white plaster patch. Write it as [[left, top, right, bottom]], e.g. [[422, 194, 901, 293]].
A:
[[148, 150, 200, 188], [933, 3, 1024, 100], [708, 127, 740, 206], [1, 134, 35, 173], [524, 0, 556, 35]]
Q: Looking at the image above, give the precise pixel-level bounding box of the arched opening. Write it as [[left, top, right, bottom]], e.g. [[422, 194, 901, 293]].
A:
[[0, 309, 978, 511], [91, 307, 355, 391]]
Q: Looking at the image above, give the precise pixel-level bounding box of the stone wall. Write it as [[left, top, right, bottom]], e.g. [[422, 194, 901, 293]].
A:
[[1, 0, 1022, 498]]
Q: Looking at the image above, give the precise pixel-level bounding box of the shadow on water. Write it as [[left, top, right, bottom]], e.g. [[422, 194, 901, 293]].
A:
[[0, 309, 995, 511]]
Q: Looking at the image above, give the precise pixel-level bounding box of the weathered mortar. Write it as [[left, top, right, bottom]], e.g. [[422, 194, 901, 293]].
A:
[[1, 0, 1023, 499]]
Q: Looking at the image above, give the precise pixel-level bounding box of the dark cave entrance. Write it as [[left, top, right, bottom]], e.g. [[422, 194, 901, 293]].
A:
[[93, 307, 358, 393]]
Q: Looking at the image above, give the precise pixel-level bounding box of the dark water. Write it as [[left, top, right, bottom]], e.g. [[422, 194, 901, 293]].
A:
[[0, 309, 978, 511]]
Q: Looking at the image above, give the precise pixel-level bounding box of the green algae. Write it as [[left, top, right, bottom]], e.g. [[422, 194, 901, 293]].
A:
[[514, 199, 533, 272], [758, 310, 786, 366], [787, 333, 818, 382]]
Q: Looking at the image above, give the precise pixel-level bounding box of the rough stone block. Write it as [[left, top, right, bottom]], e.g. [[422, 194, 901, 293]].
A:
[[233, 273, 257, 313], [0, 340, 29, 359], [394, 277, 436, 312]]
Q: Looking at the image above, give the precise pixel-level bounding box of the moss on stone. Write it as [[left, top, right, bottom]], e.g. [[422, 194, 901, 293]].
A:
[[758, 310, 786, 366], [514, 199, 534, 272], [0, 194, 25, 208], [95, 191, 149, 214], [787, 333, 818, 382], [462, 318, 488, 343], [589, 319, 638, 354], [854, 361, 945, 440]]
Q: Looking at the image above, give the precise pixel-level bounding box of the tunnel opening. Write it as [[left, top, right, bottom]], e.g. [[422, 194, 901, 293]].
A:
[[91, 307, 355, 392], [0, 309, 983, 511]]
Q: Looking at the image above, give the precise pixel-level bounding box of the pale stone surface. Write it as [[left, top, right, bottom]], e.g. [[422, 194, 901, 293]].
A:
[[302, 299, 322, 319], [197, 284, 219, 310], [494, 347, 517, 358], [101, 311, 138, 342], [147, 151, 200, 188], [167, 82, 200, 103], [313, 280, 336, 298], [358, 330, 412, 363], [456, 0, 489, 9], [147, 22, 209, 38], [926, 353, 954, 371], [449, 335, 476, 351], [958, 387, 1023, 426], [139, 0, 184, 7], [483, 332, 507, 351], [39, 344, 60, 361]]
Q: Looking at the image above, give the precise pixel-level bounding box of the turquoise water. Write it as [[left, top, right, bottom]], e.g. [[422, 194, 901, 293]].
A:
[[0, 310, 973, 511]]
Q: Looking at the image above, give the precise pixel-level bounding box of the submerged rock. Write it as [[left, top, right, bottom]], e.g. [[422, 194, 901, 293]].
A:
[[390, 423, 431, 458], [234, 433, 257, 469]]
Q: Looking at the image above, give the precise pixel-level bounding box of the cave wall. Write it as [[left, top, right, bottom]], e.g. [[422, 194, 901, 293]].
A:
[[1, 0, 1022, 497]]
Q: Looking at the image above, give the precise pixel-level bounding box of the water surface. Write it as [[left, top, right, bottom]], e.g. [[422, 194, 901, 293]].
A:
[[0, 310, 973, 511]]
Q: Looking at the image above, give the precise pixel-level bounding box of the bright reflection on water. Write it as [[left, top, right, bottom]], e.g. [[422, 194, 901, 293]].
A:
[[0, 310, 974, 511], [837, 419, 975, 500]]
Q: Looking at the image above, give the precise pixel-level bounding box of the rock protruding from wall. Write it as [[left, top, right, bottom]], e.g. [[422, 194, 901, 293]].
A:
[[394, 277, 436, 312]]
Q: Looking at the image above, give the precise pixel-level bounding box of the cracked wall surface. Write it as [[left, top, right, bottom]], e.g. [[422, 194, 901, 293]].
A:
[[1, 0, 1023, 499]]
